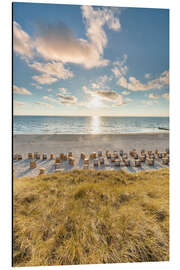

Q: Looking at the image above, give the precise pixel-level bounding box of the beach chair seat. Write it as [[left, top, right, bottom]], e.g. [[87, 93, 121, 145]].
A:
[[30, 160, 37, 169], [50, 153, 54, 159], [68, 152, 72, 158], [28, 153, 33, 159], [42, 153, 48, 160], [55, 163, 61, 169], [162, 158, 169, 165], [113, 151, 119, 158], [111, 156, 115, 163], [93, 159, 99, 167], [98, 151, 103, 157], [39, 168, 45, 175], [134, 159, 141, 167], [69, 157, 75, 166], [134, 153, 139, 159], [115, 159, 120, 167], [140, 155, 146, 162], [146, 158, 154, 166], [99, 157, 105, 165], [124, 159, 130, 167], [60, 153, 64, 160], [17, 154, 23, 160], [119, 150, 124, 157], [81, 152, 86, 160], [84, 158, 89, 165], [55, 157, 61, 164]]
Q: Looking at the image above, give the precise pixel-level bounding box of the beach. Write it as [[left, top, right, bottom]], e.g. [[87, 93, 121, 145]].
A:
[[13, 133, 169, 178]]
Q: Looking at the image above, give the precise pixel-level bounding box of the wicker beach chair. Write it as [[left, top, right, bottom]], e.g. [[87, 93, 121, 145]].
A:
[[28, 153, 33, 159], [99, 157, 105, 165], [81, 152, 86, 160], [55, 157, 61, 164], [69, 157, 75, 166], [115, 159, 120, 167], [39, 168, 45, 175], [50, 153, 54, 159], [146, 158, 154, 166], [30, 160, 37, 169], [93, 159, 99, 167], [42, 153, 48, 160], [134, 159, 141, 167]]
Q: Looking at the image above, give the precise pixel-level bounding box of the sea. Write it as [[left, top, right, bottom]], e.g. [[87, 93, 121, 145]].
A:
[[13, 116, 169, 135]]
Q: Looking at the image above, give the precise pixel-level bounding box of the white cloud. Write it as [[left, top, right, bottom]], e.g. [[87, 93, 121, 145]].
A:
[[59, 88, 67, 94], [149, 93, 159, 99], [35, 101, 53, 108], [118, 70, 169, 91], [13, 6, 121, 69], [31, 83, 43, 90], [112, 54, 128, 78], [161, 93, 169, 100], [13, 21, 34, 58], [91, 75, 112, 89], [56, 93, 77, 105], [13, 85, 32, 95], [32, 74, 58, 85], [145, 73, 151, 79], [121, 90, 130, 95], [14, 100, 24, 106], [43, 96, 57, 103]]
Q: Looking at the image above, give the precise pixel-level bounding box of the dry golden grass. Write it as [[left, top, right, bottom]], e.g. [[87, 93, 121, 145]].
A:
[[13, 168, 169, 266]]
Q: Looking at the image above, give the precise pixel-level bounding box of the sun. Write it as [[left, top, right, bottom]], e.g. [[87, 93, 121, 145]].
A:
[[88, 96, 102, 108]]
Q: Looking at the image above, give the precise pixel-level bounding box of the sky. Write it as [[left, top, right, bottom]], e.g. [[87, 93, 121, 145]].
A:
[[13, 3, 169, 116]]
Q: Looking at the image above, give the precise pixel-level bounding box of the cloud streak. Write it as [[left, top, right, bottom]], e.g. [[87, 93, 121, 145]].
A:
[[13, 85, 32, 95]]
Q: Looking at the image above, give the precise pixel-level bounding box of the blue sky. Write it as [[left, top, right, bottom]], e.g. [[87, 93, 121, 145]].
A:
[[13, 3, 169, 116]]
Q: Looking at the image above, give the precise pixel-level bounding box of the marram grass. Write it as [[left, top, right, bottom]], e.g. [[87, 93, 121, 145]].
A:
[[13, 168, 169, 266]]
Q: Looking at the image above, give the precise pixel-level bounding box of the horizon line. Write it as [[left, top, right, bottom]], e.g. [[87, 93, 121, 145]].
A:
[[13, 114, 169, 117]]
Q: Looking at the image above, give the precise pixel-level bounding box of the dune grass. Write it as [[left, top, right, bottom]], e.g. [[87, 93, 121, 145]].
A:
[[13, 168, 169, 267]]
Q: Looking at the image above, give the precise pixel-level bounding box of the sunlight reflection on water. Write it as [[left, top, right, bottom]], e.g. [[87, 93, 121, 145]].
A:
[[91, 116, 101, 134]]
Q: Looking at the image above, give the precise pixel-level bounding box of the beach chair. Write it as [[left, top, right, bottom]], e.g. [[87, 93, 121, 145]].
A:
[[148, 150, 152, 156], [50, 153, 54, 159], [140, 155, 146, 162], [115, 159, 120, 167], [122, 153, 128, 160], [114, 151, 119, 158], [35, 152, 41, 160], [111, 155, 115, 163], [92, 152, 97, 159], [63, 154, 67, 161], [134, 153, 139, 160], [55, 157, 61, 164], [28, 153, 33, 159], [55, 163, 61, 169], [93, 159, 99, 167], [89, 153, 94, 159], [13, 154, 18, 160], [165, 148, 169, 154], [98, 151, 103, 157], [39, 168, 45, 175], [107, 152, 111, 159], [106, 150, 109, 157], [124, 159, 130, 167], [17, 154, 23, 160], [100, 157, 105, 165], [30, 160, 37, 169], [68, 152, 72, 158], [158, 152, 163, 159], [60, 153, 64, 160], [162, 152, 167, 158], [155, 149, 158, 155], [69, 157, 75, 166], [141, 149, 145, 155], [84, 158, 89, 165], [162, 158, 169, 165], [81, 152, 86, 160], [42, 153, 48, 160], [119, 150, 124, 157], [130, 149, 136, 157], [134, 159, 141, 167], [146, 158, 154, 166], [83, 164, 89, 169]]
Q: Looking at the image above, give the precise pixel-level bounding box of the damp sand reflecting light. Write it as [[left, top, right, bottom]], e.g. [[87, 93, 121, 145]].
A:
[[91, 116, 101, 134]]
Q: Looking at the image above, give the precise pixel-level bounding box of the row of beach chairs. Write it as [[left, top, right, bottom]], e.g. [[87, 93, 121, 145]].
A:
[[13, 148, 169, 175]]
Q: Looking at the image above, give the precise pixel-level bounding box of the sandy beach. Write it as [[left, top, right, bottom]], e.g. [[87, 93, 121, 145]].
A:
[[13, 133, 169, 178]]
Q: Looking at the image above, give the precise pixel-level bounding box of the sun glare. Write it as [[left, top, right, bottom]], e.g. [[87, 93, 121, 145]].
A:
[[88, 96, 102, 108]]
